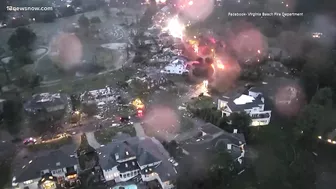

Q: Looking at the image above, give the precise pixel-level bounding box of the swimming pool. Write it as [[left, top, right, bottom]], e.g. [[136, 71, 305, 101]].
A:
[[112, 184, 138, 189]]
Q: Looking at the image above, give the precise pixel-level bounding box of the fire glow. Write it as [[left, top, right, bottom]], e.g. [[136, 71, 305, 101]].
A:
[[164, 17, 185, 39]]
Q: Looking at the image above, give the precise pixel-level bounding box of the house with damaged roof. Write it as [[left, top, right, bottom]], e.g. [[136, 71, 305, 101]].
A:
[[97, 137, 177, 189], [80, 86, 117, 104], [24, 93, 69, 114], [12, 145, 80, 189], [217, 89, 272, 126]]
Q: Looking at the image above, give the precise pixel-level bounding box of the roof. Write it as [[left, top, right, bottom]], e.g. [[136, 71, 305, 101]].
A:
[[14, 146, 78, 182], [182, 123, 245, 161], [24, 93, 68, 112], [80, 87, 117, 101], [97, 137, 177, 181], [117, 160, 140, 173], [219, 91, 264, 112]]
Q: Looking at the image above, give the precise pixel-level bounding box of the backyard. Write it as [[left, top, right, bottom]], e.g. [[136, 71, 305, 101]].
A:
[[94, 125, 136, 144]]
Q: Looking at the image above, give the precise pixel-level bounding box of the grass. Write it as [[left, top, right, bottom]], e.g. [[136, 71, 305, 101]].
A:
[[178, 116, 195, 133], [94, 126, 136, 144], [27, 136, 73, 152], [188, 96, 216, 110]]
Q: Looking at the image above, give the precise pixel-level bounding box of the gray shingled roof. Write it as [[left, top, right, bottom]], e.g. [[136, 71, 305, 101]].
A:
[[182, 123, 245, 161], [97, 137, 176, 181], [117, 160, 140, 173], [15, 148, 78, 182]]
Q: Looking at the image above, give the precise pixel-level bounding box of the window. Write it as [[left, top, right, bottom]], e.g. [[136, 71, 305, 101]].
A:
[[131, 172, 133, 177], [127, 173, 130, 177], [126, 151, 129, 155], [125, 163, 128, 168], [132, 162, 135, 166], [120, 174, 123, 178]]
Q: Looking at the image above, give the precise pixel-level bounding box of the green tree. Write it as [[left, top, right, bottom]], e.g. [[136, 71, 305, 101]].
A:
[[7, 27, 36, 52], [295, 104, 324, 136], [310, 87, 333, 108], [299, 65, 319, 101], [11, 47, 34, 66], [90, 16, 101, 24], [78, 14, 90, 29], [176, 151, 234, 189], [2, 100, 22, 135], [229, 112, 252, 132], [71, 0, 82, 7]]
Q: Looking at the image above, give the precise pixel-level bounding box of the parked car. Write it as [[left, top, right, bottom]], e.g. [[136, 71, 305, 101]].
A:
[[23, 138, 37, 145]]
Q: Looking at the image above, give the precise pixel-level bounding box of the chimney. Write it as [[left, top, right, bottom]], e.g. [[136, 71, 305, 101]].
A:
[[233, 129, 238, 133], [227, 144, 232, 150]]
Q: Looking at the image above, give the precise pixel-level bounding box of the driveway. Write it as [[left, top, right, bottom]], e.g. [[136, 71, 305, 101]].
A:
[[85, 132, 101, 149], [134, 122, 146, 137]]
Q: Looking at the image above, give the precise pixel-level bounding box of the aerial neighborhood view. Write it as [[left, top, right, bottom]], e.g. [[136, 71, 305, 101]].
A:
[[0, 0, 336, 189]]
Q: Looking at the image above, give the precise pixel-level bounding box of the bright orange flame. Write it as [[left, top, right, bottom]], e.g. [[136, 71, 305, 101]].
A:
[[132, 98, 145, 109]]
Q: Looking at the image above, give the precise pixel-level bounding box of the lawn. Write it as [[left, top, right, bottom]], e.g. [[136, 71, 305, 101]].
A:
[[94, 126, 136, 144], [178, 116, 195, 133], [188, 96, 216, 110], [27, 136, 73, 152]]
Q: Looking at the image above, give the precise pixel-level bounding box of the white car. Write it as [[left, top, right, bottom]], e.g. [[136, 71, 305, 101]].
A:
[[168, 158, 178, 166], [111, 123, 121, 127]]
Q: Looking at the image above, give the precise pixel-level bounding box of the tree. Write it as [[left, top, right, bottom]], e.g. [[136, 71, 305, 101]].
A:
[[295, 104, 325, 137], [78, 14, 90, 29], [229, 112, 251, 133], [11, 47, 34, 66], [299, 65, 319, 101], [2, 100, 22, 135], [8, 27, 37, 52], [176, 151, 234, 189], [71, 0, 82, 7], [70, 94, 81, 111], [90, 16, 101, 24], [310, 87, 333, 108]]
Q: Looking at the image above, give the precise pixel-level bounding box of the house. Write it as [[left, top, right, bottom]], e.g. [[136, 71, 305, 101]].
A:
[[80, 86, 117, 104], [161, 58, 190, 75], [12, 146, 80, 189], [24, 93, 69, 114], [130, 73, 170, 90], [97, 137, 177, 189], [181, 123, 246, 165], [217, 89, 272, 126]]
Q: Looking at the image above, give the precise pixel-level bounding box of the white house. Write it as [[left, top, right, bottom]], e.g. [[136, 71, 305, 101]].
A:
[[12, 147, 80, 189], [98, 137, 177, 189], [80, 86, 117, 104], [161, 59, 190, 75], [217, 90, 272, 126]]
